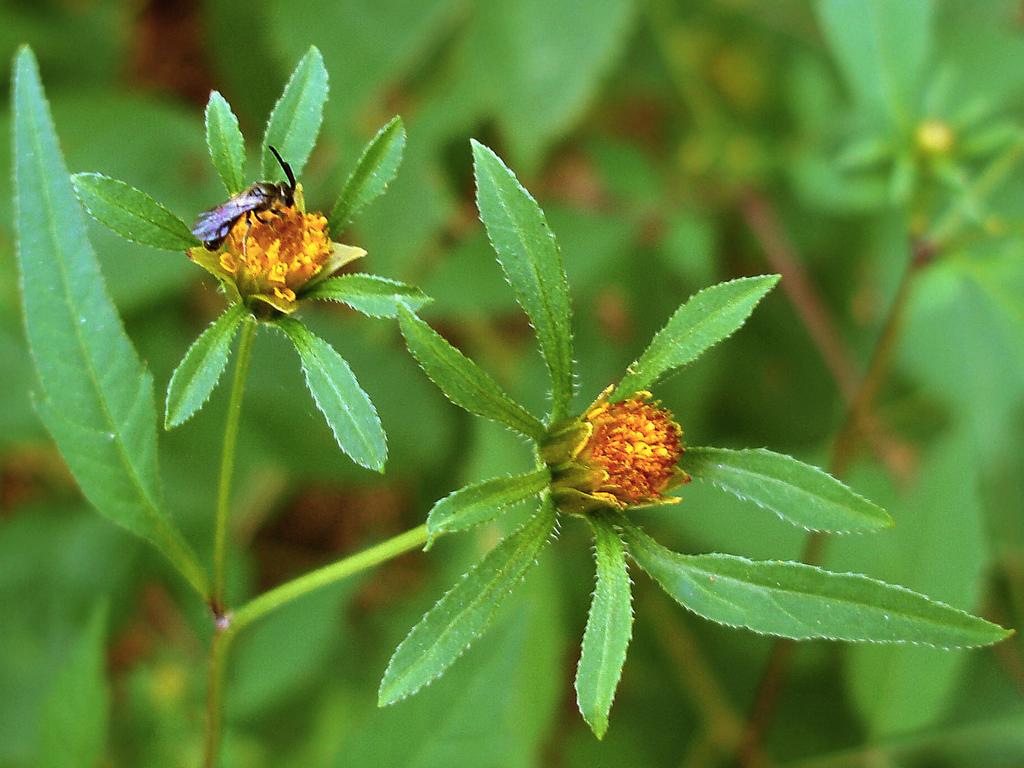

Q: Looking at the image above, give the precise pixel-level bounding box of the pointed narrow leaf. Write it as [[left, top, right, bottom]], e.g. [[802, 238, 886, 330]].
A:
[[379, 499, 557, 704], [12, 46, 207, 598], [576, 514, 633, 739], [397, 305, 545, 439], [205, 90, 247, 195], [426, 468, 550, 543], [612, 275, 779, 401], [165, 304, 249, 428], [471, 140, 574, 420], [37, 604, 109, 768], [621, 522, 1011, 648], [303, 273, 430, 318], [681, 447, 893, 533], [276, 318, 386, 471], [71, 173, 198, 250], [261, 46, 328, 179], [329, 116, 406, 234]]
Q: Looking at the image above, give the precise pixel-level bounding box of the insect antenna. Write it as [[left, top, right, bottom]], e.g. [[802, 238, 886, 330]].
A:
[[268, 145, 296, 190]]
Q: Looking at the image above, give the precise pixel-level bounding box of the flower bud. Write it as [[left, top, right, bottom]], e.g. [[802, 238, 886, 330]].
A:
[[544, 389, 689, 514]]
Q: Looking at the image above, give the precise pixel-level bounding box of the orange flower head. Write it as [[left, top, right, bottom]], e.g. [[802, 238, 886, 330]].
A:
[[188, 186, 366, 315], [219, 207, 331, 304], [582, 394, 683, 504], [544, 389, 689, 513]]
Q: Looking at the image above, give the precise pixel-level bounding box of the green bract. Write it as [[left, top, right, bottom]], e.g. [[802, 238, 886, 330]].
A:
[[383, 140, 1012, 738], [67, 46, 428, 472]]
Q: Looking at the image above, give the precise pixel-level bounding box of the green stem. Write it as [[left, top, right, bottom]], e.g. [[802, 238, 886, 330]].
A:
[[229, 523, 429, 636], [202, 523, 431, 767], [212, 319, 256, 614], [203, 629, 230, 768]]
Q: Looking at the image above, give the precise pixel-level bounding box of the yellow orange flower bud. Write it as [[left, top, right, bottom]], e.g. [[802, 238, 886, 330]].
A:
[[545, 389, 689, 513]]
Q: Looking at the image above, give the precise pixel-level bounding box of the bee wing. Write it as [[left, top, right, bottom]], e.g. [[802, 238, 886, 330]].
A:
[[191, 191, 266, 242]]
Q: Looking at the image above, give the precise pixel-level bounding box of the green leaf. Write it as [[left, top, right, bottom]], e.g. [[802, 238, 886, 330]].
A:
[[426, 468, 550, 543], [620, 521, 1011, 648], [12, 46, 207, 598], [575, 514, 633, 739], [343, 560, 563, 768], [397, 305, 545, 440], [71, 173, 198, 250], [261, 45, 329, 180], [817, 0, 934, 126], [837, 442, 991, 736], [205, 90, 247, 195], [37, 604, 109, 768], [165, 304, 249, 429], [379, 499, 557, 705], [612, 275, 779, 401], [328, 115, 406, 234], [304, 273, 430, 318], [680, 447, 893, 533], [276, 318, 386, 472], [471, 140, 574, 420]]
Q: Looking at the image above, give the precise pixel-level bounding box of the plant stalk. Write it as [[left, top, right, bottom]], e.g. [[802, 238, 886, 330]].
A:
[[737, 253, 918, 768], [212, 319, 256, 615], [229, 523, 429, 636], [202, 628, 231, 768], [202, 522, 430, 766], [736, 135, 1024, 768]]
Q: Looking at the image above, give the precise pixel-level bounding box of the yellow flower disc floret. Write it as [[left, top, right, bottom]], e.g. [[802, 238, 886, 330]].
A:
[[544, 389, 689, 513], [219, 206, 332, 304], [583, 393, 683, 504]]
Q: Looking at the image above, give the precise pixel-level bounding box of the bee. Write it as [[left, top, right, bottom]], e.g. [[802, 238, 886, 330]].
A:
[[192, 145, 297, 250]]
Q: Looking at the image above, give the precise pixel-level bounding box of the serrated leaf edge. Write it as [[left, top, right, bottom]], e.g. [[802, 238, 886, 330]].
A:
[[71, 172, 197, 250], [260, 46, 328, 179], [329, 115, 406, 234], [612, 274, 780, 400], [305, 273, 430, 318], [685, 447, 894, 534], [204, 90, 246, 195], [470, 140, 575, 422], [619, 521, 1011, 650], [425, 467, 550, 543], [274, 319, 387, 472], [397, 305, 545, 440], [164, 305, 248, 429], [575, 516, 633, 739], [378, 504, 558, 705]]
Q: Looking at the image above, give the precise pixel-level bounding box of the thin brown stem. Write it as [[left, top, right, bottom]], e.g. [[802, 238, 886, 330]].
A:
[[737, 138, 1024, 761], [739, 191, 859, 403], [830, 255, 918, 478], [646, 594, 745, 750], [740, 190, 912, 481], [736, 251, 922, 768]]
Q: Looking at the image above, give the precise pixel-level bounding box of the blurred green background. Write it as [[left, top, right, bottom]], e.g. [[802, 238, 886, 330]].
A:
[[2, 0, 1024, 766]]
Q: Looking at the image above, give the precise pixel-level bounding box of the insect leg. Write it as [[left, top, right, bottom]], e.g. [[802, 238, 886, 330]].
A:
[[242, 213, 254, 261]]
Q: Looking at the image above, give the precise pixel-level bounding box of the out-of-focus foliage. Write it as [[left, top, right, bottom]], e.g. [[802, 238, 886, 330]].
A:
[[1, 1, 1023, 766]]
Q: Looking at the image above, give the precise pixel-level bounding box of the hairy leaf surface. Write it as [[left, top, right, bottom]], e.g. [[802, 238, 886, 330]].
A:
[[682, 447, 893, 533], [379, 499, 557, 704]]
